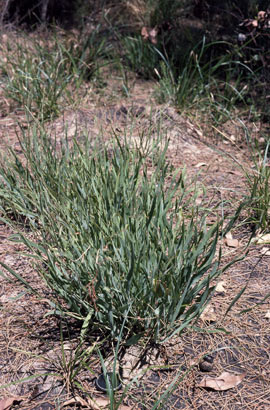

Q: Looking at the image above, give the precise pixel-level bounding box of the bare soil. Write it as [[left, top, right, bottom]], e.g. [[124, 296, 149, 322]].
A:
[[0, 70, 270, 409]]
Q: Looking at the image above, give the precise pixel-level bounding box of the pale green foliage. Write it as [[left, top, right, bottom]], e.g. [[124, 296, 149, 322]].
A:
[[245, 140, 270, 232], [1, 36, 72, 120], [155, 39, 249, 125], [0, 128, 232, 342], [0, 29, 107, 120]]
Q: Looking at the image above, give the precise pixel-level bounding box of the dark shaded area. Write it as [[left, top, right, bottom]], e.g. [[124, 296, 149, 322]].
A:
[[193, 0, 270, 20], [2, 0, 269, 30], [3, 0, 79, 28]]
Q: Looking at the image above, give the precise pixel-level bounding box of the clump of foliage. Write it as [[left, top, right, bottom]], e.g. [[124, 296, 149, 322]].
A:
[[244, 140, 270, 232], [0, 128, 237, 342], [0, 29, 108, 120]]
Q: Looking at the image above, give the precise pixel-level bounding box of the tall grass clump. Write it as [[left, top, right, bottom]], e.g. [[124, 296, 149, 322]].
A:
[[0, 29, 108, 120], [155, 39, 250, 124], [121, 35, 161, 79], [0, 128, 235, 342], [0, 35, 71, 120], [244, 140, 270, 232]]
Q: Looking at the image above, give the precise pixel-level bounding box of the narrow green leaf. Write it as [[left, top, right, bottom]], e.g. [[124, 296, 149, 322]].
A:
[[0, 262, 39, 295], [80, 310, 94, 341], [224, 285, 247, 317], [125, 333, 144, 346]]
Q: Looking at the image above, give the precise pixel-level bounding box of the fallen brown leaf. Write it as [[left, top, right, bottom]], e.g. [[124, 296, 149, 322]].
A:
[[228, 170, 242, 176], [264, 310, 270, 319], [225, 238, 239, 248], [87, 397, 110, 409], [200, 304, 217, 323], [215, 281, 226, 294], [251, 233, 270, 244], [189, 359, 197, 367], [260, 247, 270, 256], [87, 396, 131, 410], [225, 232, 239, 247], [62, 395, 128, 410], [0, 397, 22, 410], [198, 371, 246, 391], [195, 162, 207, 168], [62, 396, 89, 407], [225, 232, 233, 240]]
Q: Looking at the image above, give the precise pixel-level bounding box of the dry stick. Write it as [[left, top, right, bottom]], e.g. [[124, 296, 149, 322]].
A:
[[0, 0, 11, 26], [40, 0, 49, 23]]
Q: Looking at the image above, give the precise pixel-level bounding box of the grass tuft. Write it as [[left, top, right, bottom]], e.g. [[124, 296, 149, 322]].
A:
[[0, 28, 108, 120], [0, 127, 236, 342]]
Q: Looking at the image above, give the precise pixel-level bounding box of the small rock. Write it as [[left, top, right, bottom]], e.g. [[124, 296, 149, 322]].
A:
[[199, 360, 214, 372], [204, 354, 214, 363]]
